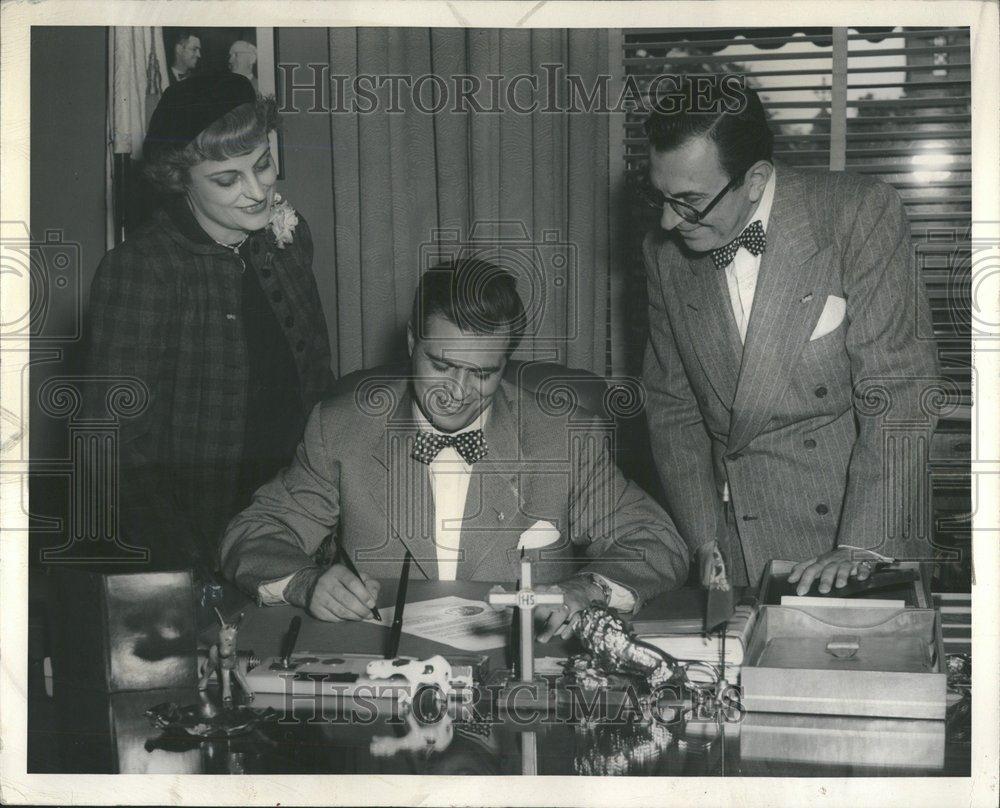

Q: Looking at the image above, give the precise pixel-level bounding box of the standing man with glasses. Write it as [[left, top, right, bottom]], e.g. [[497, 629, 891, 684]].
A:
[[640, 79, 940, 594]]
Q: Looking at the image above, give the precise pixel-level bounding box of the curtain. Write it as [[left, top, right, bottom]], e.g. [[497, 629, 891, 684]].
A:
[[109, 27, 169, 157], [106, 27, 169, 247], [325, 28, 612, 377]]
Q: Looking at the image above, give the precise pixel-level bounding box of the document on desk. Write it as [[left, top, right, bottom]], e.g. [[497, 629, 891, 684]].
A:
[[364, 596, 512, 652]]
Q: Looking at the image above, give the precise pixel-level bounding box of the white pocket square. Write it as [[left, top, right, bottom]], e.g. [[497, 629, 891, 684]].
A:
[[517, 520, 560, 550], [809, 295, 846, 341]]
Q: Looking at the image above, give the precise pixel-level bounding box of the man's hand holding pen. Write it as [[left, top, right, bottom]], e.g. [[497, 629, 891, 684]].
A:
[[283, 563, 381, 622]]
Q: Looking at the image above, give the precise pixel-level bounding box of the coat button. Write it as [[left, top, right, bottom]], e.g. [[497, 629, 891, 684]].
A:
[[815, 386, 828, 398], [815, 504, 829, 515], [296, 339, 306, 352], [261, 268, 272, 278], [271, 290, 283, 303], [284, 315, 294, 328], [804, 439, 817, 449]]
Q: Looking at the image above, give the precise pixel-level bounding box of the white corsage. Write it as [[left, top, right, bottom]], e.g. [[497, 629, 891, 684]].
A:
[[268, 192, 298, 249]]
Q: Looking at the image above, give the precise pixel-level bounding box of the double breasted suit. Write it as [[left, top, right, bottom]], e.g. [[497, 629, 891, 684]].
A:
[[221, 368, 690, 609], [642, 165, 940, 584]]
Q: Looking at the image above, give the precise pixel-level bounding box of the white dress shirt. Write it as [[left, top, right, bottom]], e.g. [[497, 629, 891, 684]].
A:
[[720, 167, 776, 509], [724, 166, 777, 344], [412, 403, 489, 581]]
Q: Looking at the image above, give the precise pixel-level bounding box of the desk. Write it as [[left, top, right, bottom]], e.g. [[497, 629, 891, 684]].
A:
[[225, 579, 578, 668], [27, 582, 971, 776]]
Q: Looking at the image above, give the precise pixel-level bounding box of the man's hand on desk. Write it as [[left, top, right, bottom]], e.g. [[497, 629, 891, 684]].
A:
[[284, 564, 382, 621], [787, 547, 878, 596], [535, 577, 606, 643]]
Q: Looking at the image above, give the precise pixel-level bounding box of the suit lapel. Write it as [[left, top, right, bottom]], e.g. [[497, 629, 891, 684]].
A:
[[456, 382, 528, 580], [680, 251, 743, 408], [728, 169, 828, 453], [367, 381, 438, 580]]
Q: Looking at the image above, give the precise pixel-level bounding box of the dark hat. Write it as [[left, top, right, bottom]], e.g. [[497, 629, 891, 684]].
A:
[[144, 73, 256, 161]]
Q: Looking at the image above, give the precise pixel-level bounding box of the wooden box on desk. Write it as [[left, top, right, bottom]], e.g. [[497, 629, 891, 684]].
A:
[[740, 561, 946, 720], [47, 569, 198, 692]]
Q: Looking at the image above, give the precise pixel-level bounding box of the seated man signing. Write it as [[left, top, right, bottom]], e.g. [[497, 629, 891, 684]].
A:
[[221, 259, 689, 640]]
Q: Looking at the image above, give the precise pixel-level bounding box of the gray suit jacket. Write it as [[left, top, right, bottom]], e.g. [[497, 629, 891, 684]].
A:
[[642, 165, 940, 583], [220, 369, 689, 610]]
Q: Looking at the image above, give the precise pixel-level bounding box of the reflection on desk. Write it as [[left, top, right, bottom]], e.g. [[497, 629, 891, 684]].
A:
[[28, 580, 972, 777], [36, 673, 969, 777]]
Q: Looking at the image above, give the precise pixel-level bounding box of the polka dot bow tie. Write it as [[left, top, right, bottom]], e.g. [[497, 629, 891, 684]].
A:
[[411, 429, 488, 465], [710, 219, 767, 270]]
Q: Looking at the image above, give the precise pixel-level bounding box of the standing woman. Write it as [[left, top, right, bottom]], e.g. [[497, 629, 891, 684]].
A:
[[85, 74, 332, 578]]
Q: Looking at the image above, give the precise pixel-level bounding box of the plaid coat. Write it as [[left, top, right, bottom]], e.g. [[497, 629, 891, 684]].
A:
[[85, 205, 333, 574]]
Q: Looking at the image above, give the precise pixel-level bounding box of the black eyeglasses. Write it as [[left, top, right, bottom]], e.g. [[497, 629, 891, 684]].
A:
[[638, 171, 745, 224]]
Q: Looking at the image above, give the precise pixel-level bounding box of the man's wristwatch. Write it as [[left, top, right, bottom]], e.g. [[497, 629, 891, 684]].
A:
[[577, 573, 613, 606]]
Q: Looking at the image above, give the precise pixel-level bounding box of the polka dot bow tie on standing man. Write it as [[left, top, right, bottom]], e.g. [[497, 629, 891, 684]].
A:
[[710, 219, 767, 270], [411, 429, 489, 465]]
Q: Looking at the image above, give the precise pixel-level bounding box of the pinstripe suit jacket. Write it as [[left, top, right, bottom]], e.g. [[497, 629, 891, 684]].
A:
[[220, 370, 690, 610], [642, 165, 940, 584]]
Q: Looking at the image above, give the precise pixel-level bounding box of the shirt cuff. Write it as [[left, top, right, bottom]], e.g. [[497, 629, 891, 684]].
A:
[[836, 544, 895, 564], [257, 573, 298, 606], [589, 573, 637, 612]]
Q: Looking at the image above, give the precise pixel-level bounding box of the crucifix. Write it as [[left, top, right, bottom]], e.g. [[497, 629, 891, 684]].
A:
[[488, 555, 565, 682]]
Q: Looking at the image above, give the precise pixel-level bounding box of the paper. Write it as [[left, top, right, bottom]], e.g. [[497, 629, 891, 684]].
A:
[[364, 596, 511, 652]]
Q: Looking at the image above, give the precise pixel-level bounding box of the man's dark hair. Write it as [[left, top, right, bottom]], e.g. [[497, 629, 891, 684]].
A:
[[411, 259, 527, 357], [172, 30, 199, 53], [643, 79, 774, 184]]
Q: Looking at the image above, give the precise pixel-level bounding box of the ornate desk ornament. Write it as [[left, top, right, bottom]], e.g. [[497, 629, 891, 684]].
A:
[[571, 606, 683, 689]]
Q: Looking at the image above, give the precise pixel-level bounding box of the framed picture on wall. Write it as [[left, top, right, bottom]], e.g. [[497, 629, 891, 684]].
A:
[[163, 26, 281, 176]]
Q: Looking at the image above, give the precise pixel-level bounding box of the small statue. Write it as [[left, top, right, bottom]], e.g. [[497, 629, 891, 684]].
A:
[[199, 608, 254, 704], [365, 654, 470, 706], [572, 606, 683, 689]]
